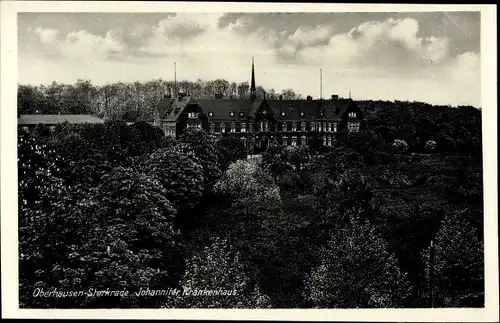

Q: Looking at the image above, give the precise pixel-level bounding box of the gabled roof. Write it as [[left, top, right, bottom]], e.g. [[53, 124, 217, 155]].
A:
[[162, 96, 198, 121], [197, 99, 253, 122], [157, 97, 175, 120], [266, 99, 353, 121], [18, 114, 104, 125]]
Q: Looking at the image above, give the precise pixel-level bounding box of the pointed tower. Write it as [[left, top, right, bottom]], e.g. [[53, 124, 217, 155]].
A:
[[250, 56, 256, 100]]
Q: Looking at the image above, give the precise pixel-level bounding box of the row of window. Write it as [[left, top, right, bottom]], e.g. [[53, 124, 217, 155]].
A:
[[209, 121, 340, 133], [236, 135, 336, 148]]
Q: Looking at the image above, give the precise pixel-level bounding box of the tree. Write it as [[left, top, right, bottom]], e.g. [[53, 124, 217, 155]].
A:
[[422, 210, 484, 307], [19, 167, 183, 308], [215, 136, 247, 172], [304, 221, 412, 308], [237, 82, 250, 99], [144, 144, 204, 214], [178, 129, 222, 193], [214, 160, 278, 201], [172, 238, 271, 308]]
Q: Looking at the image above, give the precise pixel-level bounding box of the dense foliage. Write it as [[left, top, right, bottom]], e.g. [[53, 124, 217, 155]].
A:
[[17, 80, 303, 121], [18, 96, 483, 308]]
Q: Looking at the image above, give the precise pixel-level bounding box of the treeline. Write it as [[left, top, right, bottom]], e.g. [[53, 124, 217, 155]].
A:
[[17, 79, 303, 121], [18, 109, 484, 308]]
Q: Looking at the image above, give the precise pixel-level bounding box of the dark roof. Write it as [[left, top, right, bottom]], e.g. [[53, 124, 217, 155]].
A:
[[18, 114, 104, 125], [157, 97, 175, 119], [162, 96, 198, 121], [267, 99, 353, 120], [197, 99, 254, 122]]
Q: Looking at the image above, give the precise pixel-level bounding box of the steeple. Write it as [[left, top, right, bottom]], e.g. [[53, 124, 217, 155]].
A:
[[250, 56, 256, 100]]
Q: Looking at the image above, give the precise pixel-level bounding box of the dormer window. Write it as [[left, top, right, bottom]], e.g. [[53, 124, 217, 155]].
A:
[[281, 111, 286, 117], [208, 112, 213, 117], [320, 111, 324, 117], [239, 112, 244, 117], [188, 112, 198, 119], [300, 111, 304, 117], [349, 112, 356, 118], [230, 111, 235, 117]]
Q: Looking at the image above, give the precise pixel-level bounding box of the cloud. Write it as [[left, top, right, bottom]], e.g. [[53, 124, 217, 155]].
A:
[[297, 17, 451, 72], [20, 14, 480, 107], [32, 27, 126, 61], [33, 27, 59, 44]]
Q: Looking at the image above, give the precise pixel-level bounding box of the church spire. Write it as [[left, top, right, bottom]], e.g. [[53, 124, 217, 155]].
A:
[[250, 56, 256, 100]]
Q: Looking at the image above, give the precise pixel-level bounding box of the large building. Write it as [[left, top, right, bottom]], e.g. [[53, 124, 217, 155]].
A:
[[154, 59, 363, 153]]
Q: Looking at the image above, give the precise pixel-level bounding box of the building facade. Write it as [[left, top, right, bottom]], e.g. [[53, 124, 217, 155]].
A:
[[154, 59, 363, 153]]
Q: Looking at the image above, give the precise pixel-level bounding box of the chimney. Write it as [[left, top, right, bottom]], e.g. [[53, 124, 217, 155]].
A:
[[214, 93, 223, 99], [307, 95, 312, 100], [331, 94, 338, 101], [279, 95, 283, 100]]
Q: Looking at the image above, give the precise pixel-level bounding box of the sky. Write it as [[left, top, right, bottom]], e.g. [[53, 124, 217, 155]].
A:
[[18, 11, 481, 107]]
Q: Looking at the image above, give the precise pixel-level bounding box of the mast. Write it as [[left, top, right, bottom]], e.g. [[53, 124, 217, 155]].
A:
[[174, 62, 177, 96]]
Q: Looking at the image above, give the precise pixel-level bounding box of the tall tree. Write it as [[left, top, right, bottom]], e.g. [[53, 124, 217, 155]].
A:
[[172, 238, 271, 308], [304, 221, 412, 308]]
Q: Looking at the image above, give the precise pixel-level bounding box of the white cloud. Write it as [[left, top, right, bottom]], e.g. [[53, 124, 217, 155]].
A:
[[21, 15, 480, 107], [34, 27, 59, 44]]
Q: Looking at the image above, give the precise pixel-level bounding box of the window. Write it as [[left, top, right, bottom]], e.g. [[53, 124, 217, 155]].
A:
[[323, 136, 327, 146], [333, 123, 338, 133], [188, 112, 198, 118], [230, 111, 235, 117], [282, 136, 288, 146], [301, 121, 306, 132], [241, 137, 247, 148], [264, 121, 269, 132], [283, 121, 288, 132], [327, 136, 332, 146], [348, 122, 360, 133], [318, 122, 323, 132], [210, 122, 215, 133], [281, 111, 286, 117], [291, 136, 297, 147], [311, 122, 316, 132], [22, 126, 29, 133], [249, 123, 254, 133], [300, 111, 304, 117], [230, 122, 236, 133], [301, 135, 307, 146], [208, 112, 213, 117], [49, 126, 55, 131], [292, 122, 297, 132], [240, 122, 246, 132], [349, 112, 356, 118], [327, 122, 332, 132], [239, 111, 244, 117], [260, 122, 264, 132]]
